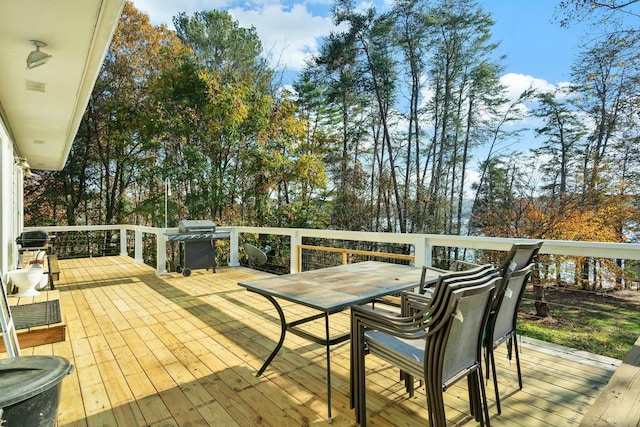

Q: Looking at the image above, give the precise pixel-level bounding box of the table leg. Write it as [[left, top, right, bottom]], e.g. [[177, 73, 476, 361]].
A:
[[256, 294, 287, 377], [249, 291, 338, 423]]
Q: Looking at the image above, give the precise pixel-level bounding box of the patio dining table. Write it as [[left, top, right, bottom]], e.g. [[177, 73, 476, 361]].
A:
[[238, 260, 439, 423]]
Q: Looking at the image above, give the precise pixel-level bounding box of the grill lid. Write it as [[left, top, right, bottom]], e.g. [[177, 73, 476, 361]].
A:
[[16, 230, 49, 247], [178, 220, 216, 233]]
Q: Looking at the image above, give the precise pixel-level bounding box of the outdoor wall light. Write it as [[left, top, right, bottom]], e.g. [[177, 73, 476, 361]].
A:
[[15, 158, 33, 178], [16, 158, 30, 169], [26, 40, 52, 69]]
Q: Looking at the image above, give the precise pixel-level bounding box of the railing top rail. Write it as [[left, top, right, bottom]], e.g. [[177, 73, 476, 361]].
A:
[[24, 224, 640, 260]]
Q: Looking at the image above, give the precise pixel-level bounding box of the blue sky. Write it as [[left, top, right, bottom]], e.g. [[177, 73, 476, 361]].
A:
[[486, 1, 580, 83]]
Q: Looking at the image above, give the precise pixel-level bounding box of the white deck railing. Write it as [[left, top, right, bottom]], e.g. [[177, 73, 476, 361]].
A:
[[24, 224, 640, 276]]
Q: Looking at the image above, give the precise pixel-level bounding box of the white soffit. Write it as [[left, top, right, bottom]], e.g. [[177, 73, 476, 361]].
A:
[[0, 0, 126, 171]]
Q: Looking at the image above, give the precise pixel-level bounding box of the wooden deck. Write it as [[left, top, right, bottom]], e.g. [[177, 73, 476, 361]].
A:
[[4, 256, 620, 426]]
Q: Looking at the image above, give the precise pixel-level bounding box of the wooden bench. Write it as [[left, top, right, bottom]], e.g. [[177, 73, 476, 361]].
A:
[[579, 335, 640, 426], [47, 254, 60, 290]]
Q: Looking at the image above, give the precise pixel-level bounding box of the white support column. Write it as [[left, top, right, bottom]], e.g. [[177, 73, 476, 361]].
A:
[[156, 232, 167, 274], [421, 236, 433, 268], [134, 229, 143, 263], [290, 230, 302, 274], [119, 227, 128, 256], [229, 229, 239, 267], [413, 235, 427, 268]]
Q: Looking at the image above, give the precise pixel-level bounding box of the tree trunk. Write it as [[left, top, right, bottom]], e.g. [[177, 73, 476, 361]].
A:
[[532, 265, 549, 317], [533, 284, 550, 318]]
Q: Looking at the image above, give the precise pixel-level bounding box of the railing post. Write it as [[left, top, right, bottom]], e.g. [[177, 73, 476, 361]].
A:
[[156, 232, 167, 274], [229, 229, 239, 267], [414, 235, 432, 268], [290, 229, 302, 274], [134, 229, 143, 263], [119, 226, 128, 256]]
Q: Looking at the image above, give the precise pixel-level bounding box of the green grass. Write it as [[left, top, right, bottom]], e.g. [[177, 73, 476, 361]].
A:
[[518, 287, 640, 360]]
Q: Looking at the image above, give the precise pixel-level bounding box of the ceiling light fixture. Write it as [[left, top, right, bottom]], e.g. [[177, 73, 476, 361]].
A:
[[26, 40, 52, 69]]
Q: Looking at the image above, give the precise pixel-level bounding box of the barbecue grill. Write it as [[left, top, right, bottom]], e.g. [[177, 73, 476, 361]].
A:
[[14, 230, 52, 292], [16, 230, 49, 248], [167, 220, 230, 276]]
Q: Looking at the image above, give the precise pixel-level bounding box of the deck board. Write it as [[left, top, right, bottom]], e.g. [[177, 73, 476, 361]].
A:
[[2, 256, 619, 426]]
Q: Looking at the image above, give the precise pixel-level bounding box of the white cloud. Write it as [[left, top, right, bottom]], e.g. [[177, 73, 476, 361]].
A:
[[133, 0, 234, 27], [229, 3, 335, 70], [500, 72, 556, 102]]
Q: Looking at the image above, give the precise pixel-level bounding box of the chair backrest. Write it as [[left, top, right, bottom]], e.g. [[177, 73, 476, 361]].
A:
[[419, 263, 494, 294], [498, 241, 543, 276], [0, 274, 21, 357], [418, 265, 498, 324], [429, 276, 499, 388], [490, 264, 533, 346]]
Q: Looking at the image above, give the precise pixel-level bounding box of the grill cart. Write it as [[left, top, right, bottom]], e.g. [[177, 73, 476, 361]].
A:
[[14, 230, 53, 291], [167, 220, 230, 277]]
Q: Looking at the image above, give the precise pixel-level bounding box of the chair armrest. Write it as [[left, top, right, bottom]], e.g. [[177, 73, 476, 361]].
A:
[[351, 305, 429, 337], [423, 265, 449, 274], [401, 290, 434, 317]]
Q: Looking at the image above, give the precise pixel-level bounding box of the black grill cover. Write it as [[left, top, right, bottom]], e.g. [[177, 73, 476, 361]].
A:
[[17, 231, 49, 247]]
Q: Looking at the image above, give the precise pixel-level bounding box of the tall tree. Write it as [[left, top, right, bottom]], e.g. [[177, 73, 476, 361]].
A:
[[532, 90, 587, 202], [422, 0, 505, 235], [333, 1, 407, 231], [171, 10, 315, 226], [571, 33, 640, 198], [390, 0, 429, 232], [306, 26, 374, 231]]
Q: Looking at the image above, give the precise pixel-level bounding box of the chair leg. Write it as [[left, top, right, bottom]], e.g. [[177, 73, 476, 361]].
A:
[[431, 393, 446, 426], [358, 364, 366, 426], [350, 317, 358, 410], [357, 337, 367, 426], [484, 339, 491, 380], [491, 348, 501, 415], [353, 341, 360, 422], [477, 368, 491, 427], [467, 375, 478, 420], [513, 336, 523, 390], [426, 378, 446, 427]]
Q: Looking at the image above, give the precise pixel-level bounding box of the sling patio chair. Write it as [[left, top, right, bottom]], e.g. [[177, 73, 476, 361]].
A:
[[484, 263, 533, 414], [350, 271, 500, 426]]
